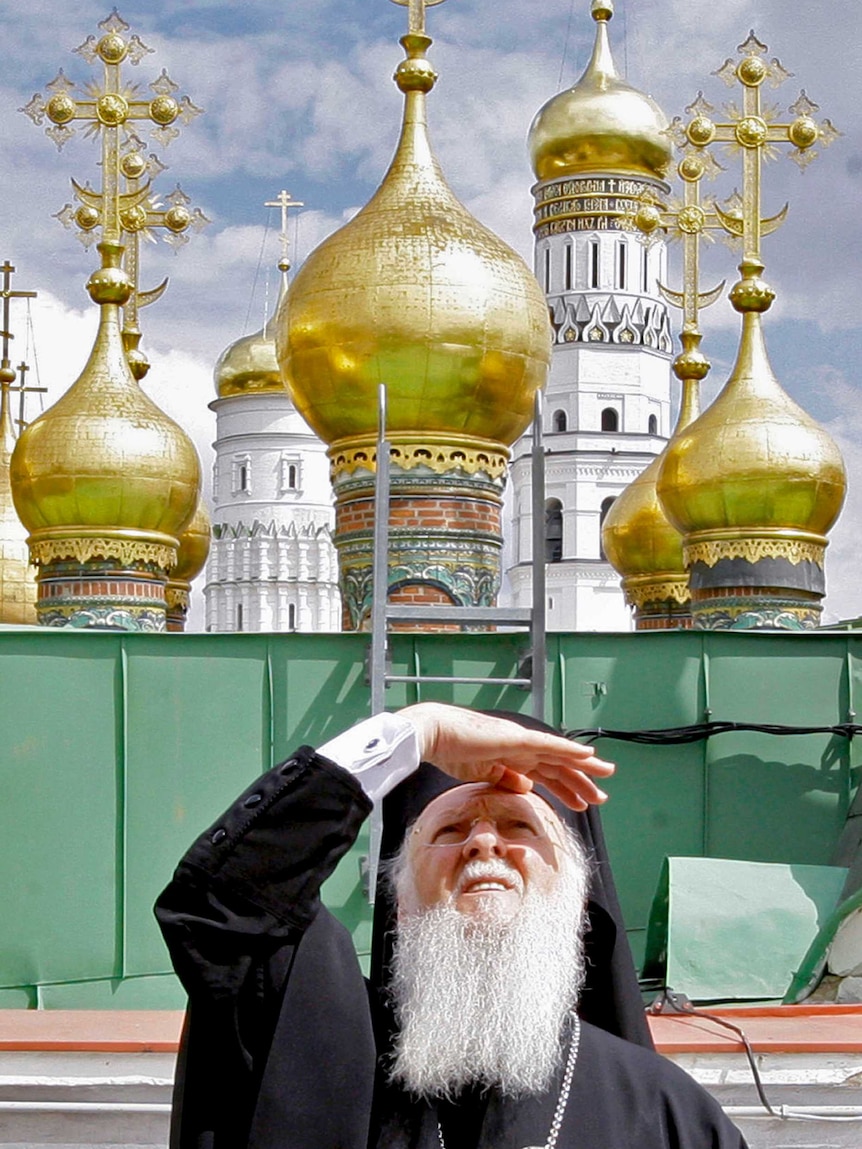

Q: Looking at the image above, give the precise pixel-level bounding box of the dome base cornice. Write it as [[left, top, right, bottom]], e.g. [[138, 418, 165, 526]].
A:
[[328, 433, 510, 483], [27, 527, 179, 572], [682, 529, 827, 571]]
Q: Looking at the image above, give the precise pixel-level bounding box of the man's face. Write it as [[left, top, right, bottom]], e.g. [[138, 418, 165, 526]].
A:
[[403, 783, 564, 919]]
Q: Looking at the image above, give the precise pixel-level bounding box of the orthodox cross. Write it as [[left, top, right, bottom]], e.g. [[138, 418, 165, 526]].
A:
[[389, 0, 447, 35], [0, 263, 41, 431], [53, 132, 208, 379], [265, 190, 305, 273], [20, 9, 201, 245], [676, 31, 837, 279], [634, 149, 727, 342], [0, 263, 36, 378], [14, 361, 48, 433]]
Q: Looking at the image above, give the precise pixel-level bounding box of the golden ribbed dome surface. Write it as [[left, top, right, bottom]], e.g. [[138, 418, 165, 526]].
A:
[[11, 293, 200, 541], [603, 340, 704, 581], [658, 314, 846, 538], [528, 2, 671, 183], [0, 376, 37, 624], [173, 498, 211, 584], [279, 33, 551, 449], [603, 452, 683, 580], [214, 321, 282, 399]]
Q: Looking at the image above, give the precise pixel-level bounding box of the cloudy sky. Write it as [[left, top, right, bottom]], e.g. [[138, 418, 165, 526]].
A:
[[1, 0, 859, 626]]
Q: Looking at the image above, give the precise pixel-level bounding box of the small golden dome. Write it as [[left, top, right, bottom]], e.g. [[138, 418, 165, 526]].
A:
[[528, 1, 671, 183], [603, 454, 683, 583], [214, 322, 281, 398], [11, 244, 200, 548], [0, 376, 37, 624], [603, 334, 704, 583], [280, 30, 551, 449], [658, 313, 846, 540], [173, 497, 211, 585], [215, 277, 287, 399]]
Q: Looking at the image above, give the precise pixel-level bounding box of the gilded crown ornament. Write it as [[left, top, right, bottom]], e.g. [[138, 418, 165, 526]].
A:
[[12, 11, 202, 631], [656, 32, 845, 631]]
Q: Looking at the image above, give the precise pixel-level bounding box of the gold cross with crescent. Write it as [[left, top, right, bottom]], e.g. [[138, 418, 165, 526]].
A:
[[20, 10, 201, 245], [389, 0, 447, 35], [677, 31, 837, 271]]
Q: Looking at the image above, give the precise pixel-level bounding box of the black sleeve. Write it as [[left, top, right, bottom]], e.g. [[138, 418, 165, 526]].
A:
[[154, 746, 375, 1149]]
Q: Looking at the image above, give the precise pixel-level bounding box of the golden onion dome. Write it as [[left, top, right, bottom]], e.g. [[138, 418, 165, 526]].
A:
[[279, 28, 551, 449], [173, 497, 211, 585], [528, 1, 672, 183], [602, 450, 682, 581], [11, 242, 201, 547], [603, 332, 706, 581], [215, 276, 286, 398], [658, 312, 846, 539], [0, 371, 37, 624]]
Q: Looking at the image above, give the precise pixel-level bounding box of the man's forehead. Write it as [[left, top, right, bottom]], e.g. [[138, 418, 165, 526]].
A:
[[414, 783, 561, 830]]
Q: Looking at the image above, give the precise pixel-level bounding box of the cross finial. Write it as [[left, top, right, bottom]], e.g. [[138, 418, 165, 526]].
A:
[[676, 33, 837, 310], [0, 261, 36, 372], [389, 0, 446, 36], [265, 190, 304, 271]]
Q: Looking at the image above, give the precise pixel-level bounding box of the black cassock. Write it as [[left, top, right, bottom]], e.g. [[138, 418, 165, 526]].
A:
[[156, 744, 747, 1149]]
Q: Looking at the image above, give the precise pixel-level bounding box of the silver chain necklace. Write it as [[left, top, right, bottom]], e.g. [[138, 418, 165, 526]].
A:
[[435, 1013, 581, 1149]]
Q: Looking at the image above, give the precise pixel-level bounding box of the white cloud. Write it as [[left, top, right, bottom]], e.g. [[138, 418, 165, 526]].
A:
[[0, 0, 859, 630]]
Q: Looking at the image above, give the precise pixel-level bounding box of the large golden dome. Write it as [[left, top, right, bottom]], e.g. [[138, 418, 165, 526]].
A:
[[528, 1, 671, 183], [11, 244, 201, 553], [279, 30, 551, 449], [0, 371, 37, 624], [659, 312, 846, 540]]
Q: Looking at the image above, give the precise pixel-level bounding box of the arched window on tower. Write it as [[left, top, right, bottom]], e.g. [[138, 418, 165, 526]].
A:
[[236, 602, 244, 632], [543, 247, 551, 291], [288, 603, 297, 631], [601, 407, 619, 432], [565, 244, 573, 291], [589, 240, 600, 289], [617, 241, 627, 290], [599, 497, 616, 560], [233, 455, 251, 495], [642, 246, 649, 293], [552, 409, 567, 433], [648, 413, 658, 435], [545, 499, 563, 563]]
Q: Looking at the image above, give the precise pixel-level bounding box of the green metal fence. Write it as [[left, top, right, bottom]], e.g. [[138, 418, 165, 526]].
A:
[[1, 627, 858, 1008]]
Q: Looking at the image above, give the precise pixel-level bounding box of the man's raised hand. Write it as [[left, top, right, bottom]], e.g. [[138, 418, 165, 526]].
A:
[[400, 702, 614, 811]]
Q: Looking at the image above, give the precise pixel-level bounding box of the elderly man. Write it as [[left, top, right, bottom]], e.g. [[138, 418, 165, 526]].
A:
[[157, 703, 747, 1149]]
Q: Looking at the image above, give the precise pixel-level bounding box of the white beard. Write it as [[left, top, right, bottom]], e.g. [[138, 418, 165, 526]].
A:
[[387, 843, 588, 1100]]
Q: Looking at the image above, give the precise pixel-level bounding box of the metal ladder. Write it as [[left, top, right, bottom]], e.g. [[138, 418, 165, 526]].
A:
[[367, 384, 547, 719]]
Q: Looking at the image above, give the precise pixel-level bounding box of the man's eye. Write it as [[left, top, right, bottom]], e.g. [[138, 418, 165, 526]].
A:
[[431, 825, 464, 845], [501, 819, 541, 841]]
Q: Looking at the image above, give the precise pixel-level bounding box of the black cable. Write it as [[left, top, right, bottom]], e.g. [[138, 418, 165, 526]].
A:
[[648, 990, 780, 1117], [565, 721, 862, 746]]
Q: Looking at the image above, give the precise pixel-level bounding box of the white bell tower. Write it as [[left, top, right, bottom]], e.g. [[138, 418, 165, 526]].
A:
[[504, 0, 674, 631]]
